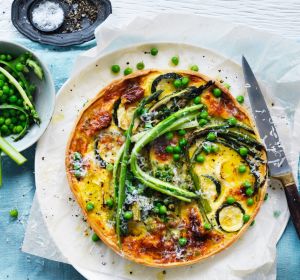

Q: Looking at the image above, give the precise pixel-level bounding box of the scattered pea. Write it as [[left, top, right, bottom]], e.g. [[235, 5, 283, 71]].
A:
[[193, 96, 201, 104], [91, 233, 100, 242], [9, 208, 18, 218], [245, 187, 254, 197], [136, 61, 145, 70], [243, 181, 252, 188], [150, 47, 158, 56], [196, 154, 205, 163], [243, 214, 250, 223], [171, 56, 179, 66], [106, 198, 114, 208], [190, 65, 199, 72], [206, 132, 216, 142], [173, 154, 180, 161], [239, 147, 248, 157], [179, 138, 187, 147], [178, 237, 187, 246], [204, 222, 212, 230], [236, 95, 244, 104], [124, 67, 133, 76], [199, 118, 208, 126], [203, 144, 212, 154], [86, 202, 95, 211], [165, 145, 174, 154], [124, 211, 133, 220], [111, 64, 120, 73], [238, 164, 247, 173], [15, 63, 24, 72], [211, 144, 220, 153], [181, 77, 190, 87], [173, 79, 182, 88], [247, 198, 254, 206], [228, 117, 237, 126], [173, 146, 182, 153], [159, 205, 167, 215], [166, 132, 174, 140], [178, 129, 186, 136], [199, 110, 208, 119], [212, 88, 222, 97], [226, 196, 236, 204]]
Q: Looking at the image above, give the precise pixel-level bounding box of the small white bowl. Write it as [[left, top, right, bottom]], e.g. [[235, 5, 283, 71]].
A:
[[0, 40, 55, 152]]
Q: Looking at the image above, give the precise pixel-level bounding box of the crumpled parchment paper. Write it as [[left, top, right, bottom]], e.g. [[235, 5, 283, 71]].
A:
[[22, 14, 300, 280]]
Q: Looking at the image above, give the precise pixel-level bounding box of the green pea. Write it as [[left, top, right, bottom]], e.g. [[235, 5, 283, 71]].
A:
[[179, 138, 187, 147], [247, 198, 254, 206], [211, 144, 220, 153], [196, 154, 205, 163], [124, 211, 133, 220], [228, 117, 237, 126], [243, 181, 252, 188], [1, 125, 8, 135], [124, 67, 133, 76], [243, 214, 250, 223], [178, 129, 186, 136], [236, 95, 244, 104], [193, 96, 201, 104], [199, 110, 208, 119], [238, 164, 247, 173], [9, 95, 17, 103], [173, 146, 182, 153], [239, 147, 248, 157], [190, 65, 199, 72], [206, 132, 216, 141], [0, 80, 4, 88], [15, 63, 24, 72], [204, 222, 212, 230], [171, 56, 179, 66], [150, 47, 158, 56], [111, 64, 120, 73], [173, 154, 180, 161], [0, 117, 4, 125], [0, 54, 7, 61], [173, 79, 182, 88], [91, 233, 100, 242], [264, 193, 269, 201], [203, 144, 212, 154], [181, 77, 190, 87], [16, 99, 23, 106], [212, 88, 222, 97], [178, 237, 187, 246], [136, 61, 145, 70], [245, 187, 254, 197], [159, 205, 167, 215], [165, 132, 174, 140], [165, 145, 174, 154], [106, 163, 114, 171], [199, 118, 208, 126], [226, 196, 236, 204], [0, 73, 6, 80], [4, 118, 11, 126], [224, 83, 231, 89], [105, 198, 114, 208], [9, 208, 18, 218], [6, 54, 12, 61], [2, 85, 10, 94], [15, 125, 23, 134], [86, 202, 95, 211], [153, 206, 160, 213]]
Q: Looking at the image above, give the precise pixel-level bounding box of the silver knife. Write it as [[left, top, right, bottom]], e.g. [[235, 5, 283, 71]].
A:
[[242, 56, 300, 238]]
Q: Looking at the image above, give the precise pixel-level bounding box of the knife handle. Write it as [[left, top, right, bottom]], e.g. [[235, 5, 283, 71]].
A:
[[279, 177, 300, 239]]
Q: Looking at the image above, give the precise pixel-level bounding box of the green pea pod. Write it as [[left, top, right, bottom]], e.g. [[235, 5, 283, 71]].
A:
[[0, 105, 29, 141]]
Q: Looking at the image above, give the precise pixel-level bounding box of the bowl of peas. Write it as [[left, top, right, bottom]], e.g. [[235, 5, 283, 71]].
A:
[[0, 40, 55, 154]]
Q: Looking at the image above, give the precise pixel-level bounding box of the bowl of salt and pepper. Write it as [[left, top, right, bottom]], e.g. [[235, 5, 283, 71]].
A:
[[11, 0, 112, 46]]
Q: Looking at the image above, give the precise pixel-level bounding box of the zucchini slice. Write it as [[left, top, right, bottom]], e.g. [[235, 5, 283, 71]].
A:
[[216, 203, 245, 232], [200, 175, 221, 202]]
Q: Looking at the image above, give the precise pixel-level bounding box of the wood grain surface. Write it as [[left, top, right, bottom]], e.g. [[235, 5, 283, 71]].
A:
[[1, 0, 300, 41]]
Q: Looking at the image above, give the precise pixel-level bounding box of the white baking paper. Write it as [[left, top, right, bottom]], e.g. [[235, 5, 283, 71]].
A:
[[22, 14, 300, 280]]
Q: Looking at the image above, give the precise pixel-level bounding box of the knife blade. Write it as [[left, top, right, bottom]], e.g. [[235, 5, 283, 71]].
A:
[[242, 56, 300, 238]]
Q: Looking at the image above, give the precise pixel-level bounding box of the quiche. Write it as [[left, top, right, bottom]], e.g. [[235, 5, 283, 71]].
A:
[[65, 70, 267, 267]]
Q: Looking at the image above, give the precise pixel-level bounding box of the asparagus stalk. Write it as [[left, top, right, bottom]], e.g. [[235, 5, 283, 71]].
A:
[[0, 136, 27, 165], [0, 66, 40, 124], [130, 105, 203, 200]]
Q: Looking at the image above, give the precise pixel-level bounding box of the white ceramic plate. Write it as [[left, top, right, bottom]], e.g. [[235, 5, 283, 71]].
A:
[[34, 43, 289, 280]]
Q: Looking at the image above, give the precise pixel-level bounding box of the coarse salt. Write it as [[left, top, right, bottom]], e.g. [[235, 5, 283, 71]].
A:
[[32, 1, 64, 31]]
